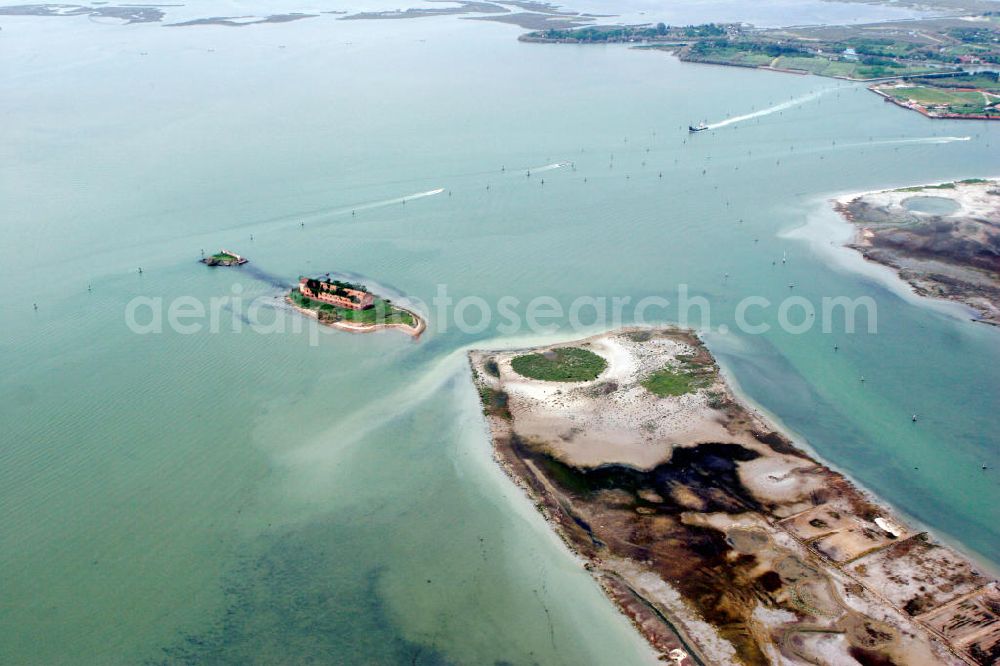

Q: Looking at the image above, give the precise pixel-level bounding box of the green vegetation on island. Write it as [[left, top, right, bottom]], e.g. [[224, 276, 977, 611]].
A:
[[510, 347, 607, 382], [641, 354, 717, 397], [894, 178, 987, 192], [289, 288, 416, 328], [201, 250, 247, 266]]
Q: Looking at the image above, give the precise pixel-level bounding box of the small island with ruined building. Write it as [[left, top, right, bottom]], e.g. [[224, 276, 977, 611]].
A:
[[287, 275, 425, 337], [470, 328, 999, 665], [200, 249, 248, 267]]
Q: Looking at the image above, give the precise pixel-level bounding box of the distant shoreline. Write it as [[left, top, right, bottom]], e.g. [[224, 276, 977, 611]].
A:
[[519, 18, 999, 120]]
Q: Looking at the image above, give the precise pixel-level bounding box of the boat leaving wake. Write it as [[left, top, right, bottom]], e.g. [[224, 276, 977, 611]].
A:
[[707, 89, 832, 129], [526, 161, 571, 173]]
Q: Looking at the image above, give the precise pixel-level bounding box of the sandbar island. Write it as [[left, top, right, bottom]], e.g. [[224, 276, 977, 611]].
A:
[[470, 328, 998, 665], [834, 178, 1000, 325]]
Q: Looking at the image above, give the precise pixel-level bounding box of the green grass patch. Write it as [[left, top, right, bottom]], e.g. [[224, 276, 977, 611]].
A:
[[856, 64, 939, 79], [881, 84, 997, 115], [641, 355, 716, 397], [689, 46, 773, 66], [895, 182, 956, 192], [685, 46, 782, 68], [910, 72, 1000, 93], [684, 42, 946, 80], [894, 179, 988, 193], [773, 55, 830, 74], [886, 85, 981, 105], [641, 368, 702, 396], [815, 60, 861, 77], [510, 347, 607, 382], [769, 56, 938, 79]]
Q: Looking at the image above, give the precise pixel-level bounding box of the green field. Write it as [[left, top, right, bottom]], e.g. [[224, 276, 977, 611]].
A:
[[686, 46, 773, 66], [290, 289, 415, 327], [894, 178, 988, 193], [772, 55, 845, 75], [910, 73, 1000, 93], [641, 355, 716, 397], [882, 85, 999, 116], [684, 45, 942, 80], [773, 55, 938, 79], [510, 347, 607, 382]]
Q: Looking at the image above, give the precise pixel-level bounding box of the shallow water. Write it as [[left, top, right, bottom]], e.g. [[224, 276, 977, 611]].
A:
[[903, 195, 962, 215], [1, 4, 998, 663]]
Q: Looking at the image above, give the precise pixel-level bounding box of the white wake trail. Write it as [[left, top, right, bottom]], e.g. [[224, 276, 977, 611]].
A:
[[285, 187, 445, 225], [864, 136, 971, 146], [821, 136, 973, 152], [707, 89, 832, 129], [526, 161, 571, 173], [349, 187, 444, 212]]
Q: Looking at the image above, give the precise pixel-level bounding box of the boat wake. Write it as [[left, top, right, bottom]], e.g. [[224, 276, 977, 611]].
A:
[[860, 136, 971, 147], [280, 187, 445, 226], [348, 187, 444, 213], [526, 161, 571, 173], [706, 89, 832, 130], [817, 136, 973, 153], [282, 326, 618, 484]]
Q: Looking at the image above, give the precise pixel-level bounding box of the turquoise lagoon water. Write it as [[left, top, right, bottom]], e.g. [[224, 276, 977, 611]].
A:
[[1, 5, 998, 664]]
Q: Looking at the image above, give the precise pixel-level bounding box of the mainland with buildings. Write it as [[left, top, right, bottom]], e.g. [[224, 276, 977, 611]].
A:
[[524, 17, 1000, 120]]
